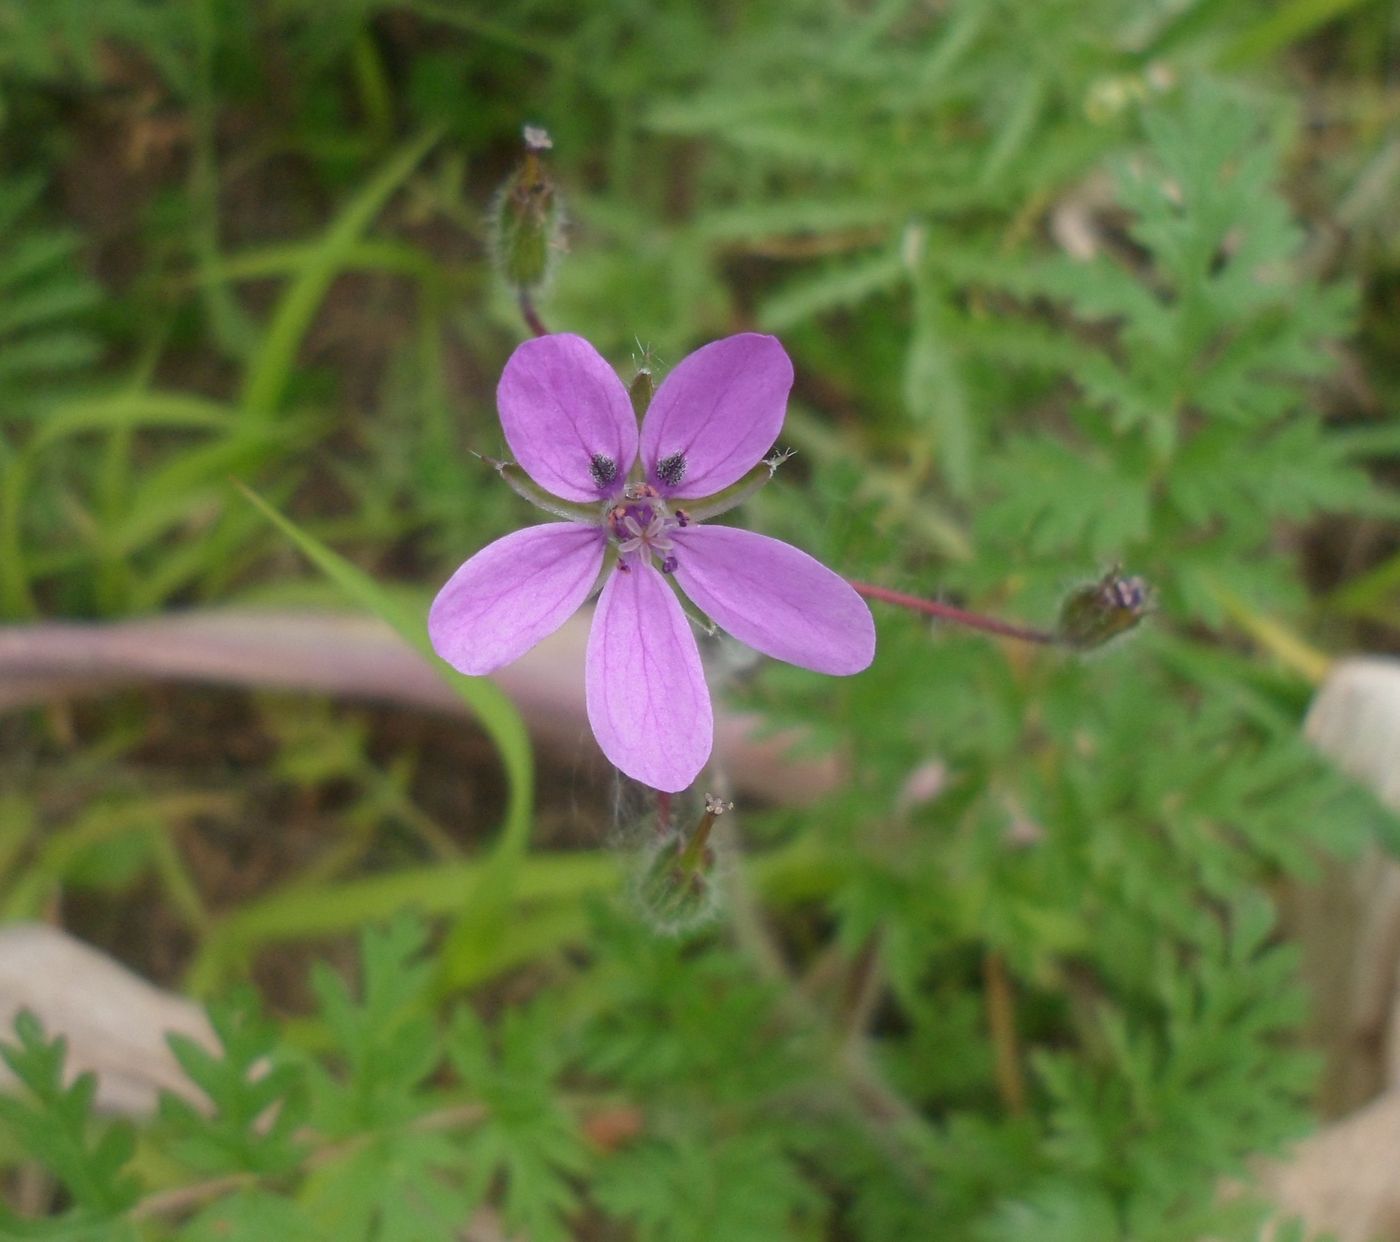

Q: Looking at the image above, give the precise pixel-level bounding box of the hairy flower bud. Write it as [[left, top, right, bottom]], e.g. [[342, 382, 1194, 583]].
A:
[[1057, 567, 1149, 650], [491, 125, 563, 293]]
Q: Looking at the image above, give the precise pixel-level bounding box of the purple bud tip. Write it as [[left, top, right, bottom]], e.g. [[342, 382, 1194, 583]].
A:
[[1057, 567, 1150, 650]]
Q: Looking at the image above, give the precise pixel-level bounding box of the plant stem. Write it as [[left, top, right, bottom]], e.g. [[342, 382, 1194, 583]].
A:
[[982, 949, 1027, 1116], [724, 865, 939, 1191], [848, 579, 1058, 646], [518, 289, 549, 338]]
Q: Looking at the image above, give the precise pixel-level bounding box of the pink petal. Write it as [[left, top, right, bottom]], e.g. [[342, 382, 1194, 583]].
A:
[[585, 562, 713, 792], [640, 334, 793, 498], [498, 334, 638, 502], [671, 526, 875, 674], [429, 523, 605, 675]]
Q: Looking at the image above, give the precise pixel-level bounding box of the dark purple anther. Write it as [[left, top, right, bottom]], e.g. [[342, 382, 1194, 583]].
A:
[[660, 555, 678, 574], [656, 452, 686, 488], [590, 454, 618, 487]]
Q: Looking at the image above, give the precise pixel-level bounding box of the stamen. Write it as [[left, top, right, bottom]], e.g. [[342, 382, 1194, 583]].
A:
[[607, 493, 683, 575]]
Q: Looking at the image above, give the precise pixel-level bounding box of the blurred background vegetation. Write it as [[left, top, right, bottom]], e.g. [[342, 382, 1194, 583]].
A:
[[1, 0, 1400, 1238]]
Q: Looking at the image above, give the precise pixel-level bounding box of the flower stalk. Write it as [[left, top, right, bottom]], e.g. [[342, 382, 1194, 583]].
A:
[[850, 567, 1148, 652], [849, 580, 1058, 645]]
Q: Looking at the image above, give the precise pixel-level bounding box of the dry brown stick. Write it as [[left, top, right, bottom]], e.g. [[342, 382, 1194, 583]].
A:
[[0, 609, 842, 804]]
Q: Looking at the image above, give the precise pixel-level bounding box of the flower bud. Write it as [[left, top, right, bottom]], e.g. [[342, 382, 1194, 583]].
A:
[[1057, 567, 1149, 650], [491, 125, 563, 294]]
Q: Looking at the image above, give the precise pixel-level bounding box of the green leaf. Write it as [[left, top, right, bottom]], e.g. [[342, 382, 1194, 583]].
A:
[[308, 919, 439, 1134], [447, 1003, 589, 1242], [158, 988, 306, 1176], [906, 268, 974, 496], [183, 1191, 322, 1242], [758, 245, 907, 332], [0, 1012, 139, 1229], [595, 1130, 820, 1242]]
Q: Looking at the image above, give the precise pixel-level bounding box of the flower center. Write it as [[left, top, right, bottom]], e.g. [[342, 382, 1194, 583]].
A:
[[607, 483, 682, 574]]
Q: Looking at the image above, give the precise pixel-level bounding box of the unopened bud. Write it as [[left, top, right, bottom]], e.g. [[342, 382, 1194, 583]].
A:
[[492, 125, 563, 293], [1057, 567, 1149, 650]]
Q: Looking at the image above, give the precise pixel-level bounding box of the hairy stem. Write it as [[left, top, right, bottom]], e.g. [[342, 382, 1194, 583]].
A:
[[518, 289, 549, 338], [849, 580, 1058, 646]]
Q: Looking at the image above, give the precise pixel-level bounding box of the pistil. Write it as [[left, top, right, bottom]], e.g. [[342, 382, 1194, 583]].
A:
[[607, 485, 682, 573]]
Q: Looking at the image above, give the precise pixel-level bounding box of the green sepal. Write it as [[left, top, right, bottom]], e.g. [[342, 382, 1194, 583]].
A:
[[484, 457, 603, 524], [675, 450, 792, 523], [629, 368, 654, 426], [672, 584, 718, 638]]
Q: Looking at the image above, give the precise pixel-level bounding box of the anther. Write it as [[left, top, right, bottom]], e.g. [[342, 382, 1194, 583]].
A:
[[590, 454, 618, 487], [656, 453, 687, 488]]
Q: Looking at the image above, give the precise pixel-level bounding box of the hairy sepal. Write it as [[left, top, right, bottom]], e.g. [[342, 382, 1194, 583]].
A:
[[678, 452, 790, 523]]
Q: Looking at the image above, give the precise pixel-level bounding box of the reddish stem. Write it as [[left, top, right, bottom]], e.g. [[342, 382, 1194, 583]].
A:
[[518, 290, 549, 338], [848, 580, 1058, 646]]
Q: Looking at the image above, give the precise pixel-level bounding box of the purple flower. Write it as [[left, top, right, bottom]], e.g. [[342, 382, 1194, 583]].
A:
[[428, 333, 875, 792]]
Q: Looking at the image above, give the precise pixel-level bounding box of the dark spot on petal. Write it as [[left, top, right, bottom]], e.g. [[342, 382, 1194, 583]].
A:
[[656, 452, 686, 488], [590, 454, 618, 487]]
